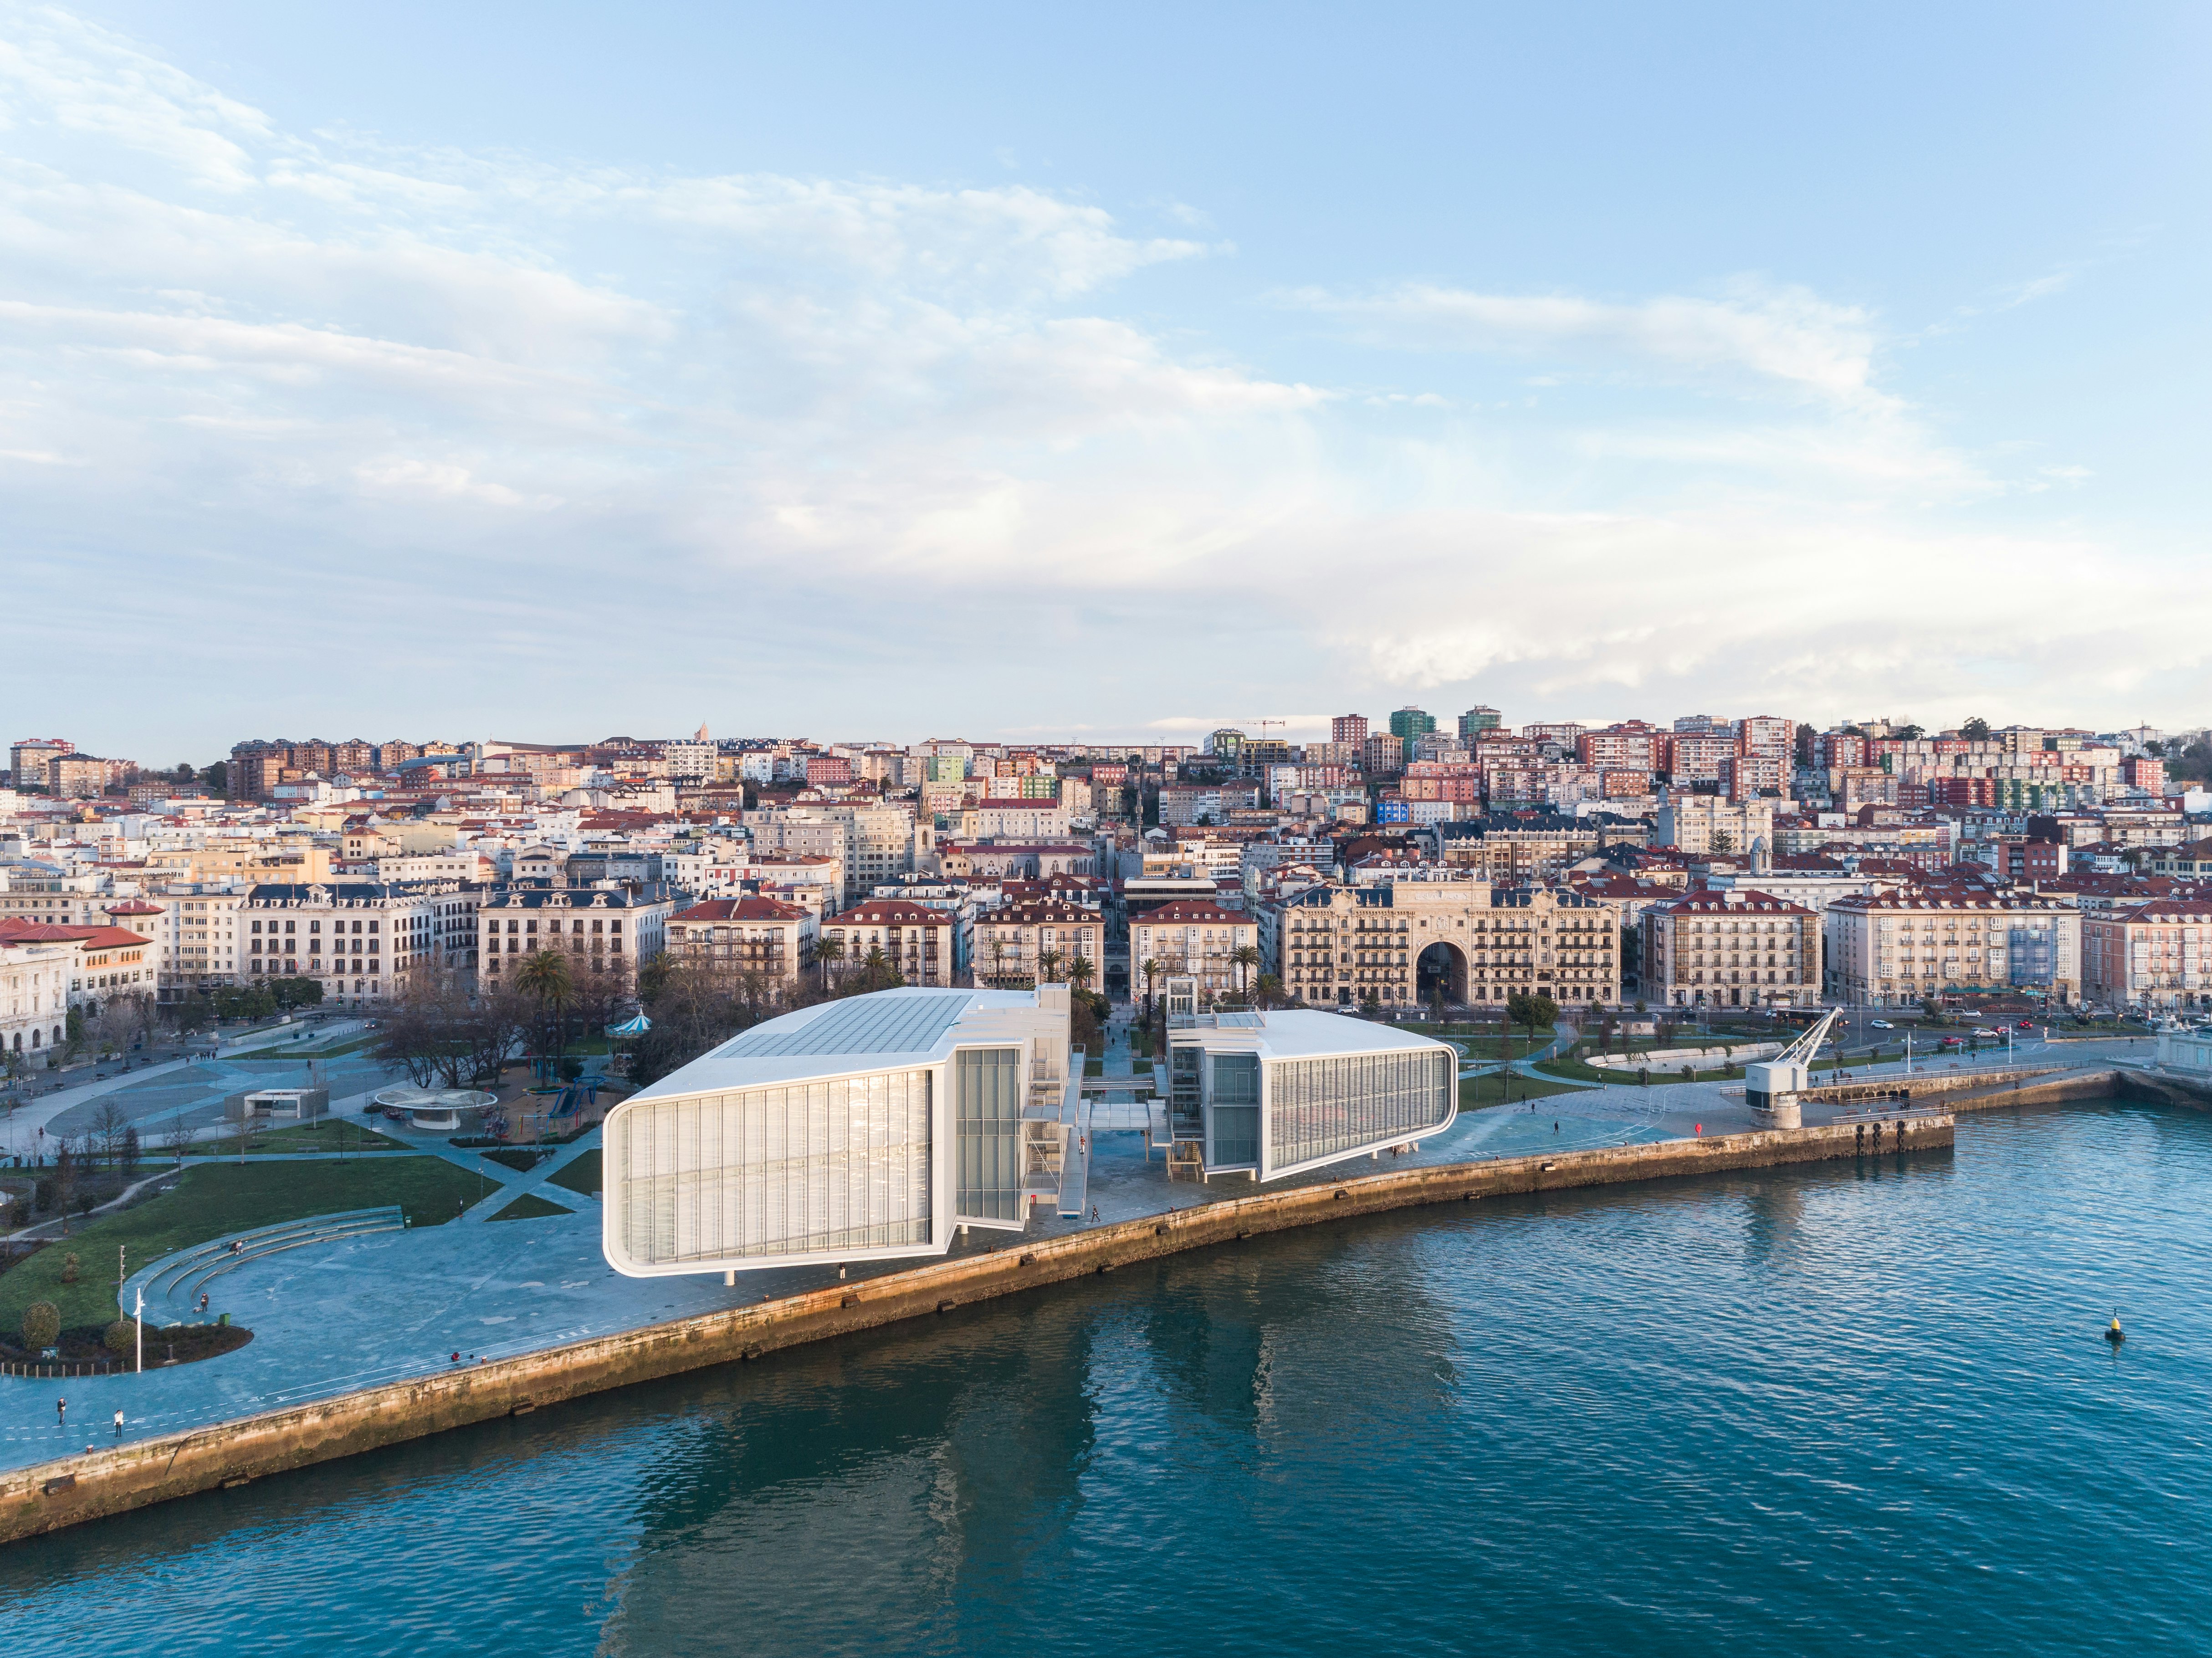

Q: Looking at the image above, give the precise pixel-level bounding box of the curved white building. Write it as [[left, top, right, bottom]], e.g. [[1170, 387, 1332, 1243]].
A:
[[604, 986, 1076, 1279], [604, 983, 1459, 1279]]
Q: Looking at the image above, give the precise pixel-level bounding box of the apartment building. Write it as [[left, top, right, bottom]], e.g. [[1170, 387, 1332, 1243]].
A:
[[0, 920, 158, 1021], [2083, 898, 2212, 1012], [1131, 901, 1260, 1004], [477, 883, 667, 995], [974, 900, 1105, 990], [666, 896, 815, 990], [148, 890, 245, 1000], [819, 898, 957, 987], [1652, 793, 1777, 856], [247, 880, 484, 1006], [1642, 889, 1822, 1009], [748, 804, 935, 903], [1825, 891, 2080, 1008]]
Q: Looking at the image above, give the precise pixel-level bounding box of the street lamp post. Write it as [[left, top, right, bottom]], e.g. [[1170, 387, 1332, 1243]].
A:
[[133, 1283, 144, 1375]]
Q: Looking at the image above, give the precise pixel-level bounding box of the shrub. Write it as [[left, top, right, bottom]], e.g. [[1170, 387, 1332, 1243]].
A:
[[21, 1302, 59, 1350], [59, 1252, 79, 1284], [105, 1320, 138, 1354]]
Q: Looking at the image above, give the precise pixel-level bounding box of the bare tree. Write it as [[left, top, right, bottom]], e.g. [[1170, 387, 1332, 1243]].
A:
[[90, 1099, 131, 1170]]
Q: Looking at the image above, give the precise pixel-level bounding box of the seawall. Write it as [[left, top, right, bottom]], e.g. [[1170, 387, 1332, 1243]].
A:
[[0, 1114, 1952, 1545]]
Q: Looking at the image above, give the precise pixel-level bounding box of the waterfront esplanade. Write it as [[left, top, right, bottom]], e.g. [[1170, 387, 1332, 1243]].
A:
[[1158, 981, 1458, 1182], [604, 986, 1077, 1279]]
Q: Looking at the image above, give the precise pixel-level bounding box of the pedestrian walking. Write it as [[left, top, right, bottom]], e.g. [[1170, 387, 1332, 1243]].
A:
[[113, 1409, 123, 1437], [1090, 1204, 1100, 1221], [55, 1397, 65, 1428]]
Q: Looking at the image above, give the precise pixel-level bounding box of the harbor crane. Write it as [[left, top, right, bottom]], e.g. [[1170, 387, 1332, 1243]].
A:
[[1744, 1005, 1842, 1129]]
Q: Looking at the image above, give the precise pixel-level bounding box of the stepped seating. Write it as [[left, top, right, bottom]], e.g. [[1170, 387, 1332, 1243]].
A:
[[140, 1206, 406, 1311]]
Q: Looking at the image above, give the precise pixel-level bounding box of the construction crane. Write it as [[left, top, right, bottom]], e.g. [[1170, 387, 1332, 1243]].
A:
[[1744, 1005, 1842, 1129]]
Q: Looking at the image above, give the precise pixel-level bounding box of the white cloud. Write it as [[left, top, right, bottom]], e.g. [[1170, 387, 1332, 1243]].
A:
[[0, 1, 2200, 753], [1287, 280, 1886, 409]]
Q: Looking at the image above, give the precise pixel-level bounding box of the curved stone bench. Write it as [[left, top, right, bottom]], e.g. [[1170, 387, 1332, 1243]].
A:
[[139, 1207, 406, 1311]]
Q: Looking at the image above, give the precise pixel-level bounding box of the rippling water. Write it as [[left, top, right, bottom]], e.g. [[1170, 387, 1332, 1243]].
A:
[[8, 1104, 2211, 1656]]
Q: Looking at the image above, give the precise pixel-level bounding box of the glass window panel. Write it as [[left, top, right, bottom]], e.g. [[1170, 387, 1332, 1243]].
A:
[[956, 1046, 1024, 1222]]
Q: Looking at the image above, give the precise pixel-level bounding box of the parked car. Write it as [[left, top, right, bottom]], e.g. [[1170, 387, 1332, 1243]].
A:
[[1869, 1019, 1895, 1030]]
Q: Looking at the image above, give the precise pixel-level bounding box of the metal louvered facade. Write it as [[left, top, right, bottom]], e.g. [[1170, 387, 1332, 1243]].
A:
[[615, 1070, 933, 1266], [602, 986, 1076, 1279]]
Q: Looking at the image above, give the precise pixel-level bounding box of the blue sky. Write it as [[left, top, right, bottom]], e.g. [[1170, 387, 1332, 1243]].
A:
[[4, 1, 2207, 761]]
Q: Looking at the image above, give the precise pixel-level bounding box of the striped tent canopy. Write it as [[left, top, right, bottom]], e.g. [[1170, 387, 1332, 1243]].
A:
[[607, 1013, 652, 1036]]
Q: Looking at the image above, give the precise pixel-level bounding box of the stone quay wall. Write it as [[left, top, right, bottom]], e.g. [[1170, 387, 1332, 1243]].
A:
[[0, 1113, 1954, 1546]]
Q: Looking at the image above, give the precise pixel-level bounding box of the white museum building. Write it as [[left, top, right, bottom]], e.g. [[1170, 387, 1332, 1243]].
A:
[[604, 983, 1461, 1280]]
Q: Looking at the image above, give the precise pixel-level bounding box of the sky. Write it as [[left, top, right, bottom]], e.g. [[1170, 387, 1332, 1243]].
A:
[[2, 1, 2208, 763]]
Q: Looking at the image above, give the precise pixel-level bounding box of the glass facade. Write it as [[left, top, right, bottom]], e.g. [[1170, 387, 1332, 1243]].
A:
[[1268, 1049, 1454, 1172], [1208, 1052, 1260, 1167], [955, 1046, 1024, 1222], [618, 1069, 932, 1265]]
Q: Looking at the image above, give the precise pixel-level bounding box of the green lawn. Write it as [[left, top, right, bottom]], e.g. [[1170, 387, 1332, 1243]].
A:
[[1459, 1072, 1584, 1108], [184, 1121, 410, 1157], [0, 1157, 486, 1330], [487, 1191, 573, 1223], [546, 1148, 602, 1197], [1084, 1058, 1105, 1076]]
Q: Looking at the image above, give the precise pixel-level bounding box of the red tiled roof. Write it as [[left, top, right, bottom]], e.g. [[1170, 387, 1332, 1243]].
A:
[[671, 898, 808, 923]]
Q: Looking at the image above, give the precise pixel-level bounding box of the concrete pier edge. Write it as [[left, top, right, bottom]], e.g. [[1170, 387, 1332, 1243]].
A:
[[0, 1114, 1957, 1545]]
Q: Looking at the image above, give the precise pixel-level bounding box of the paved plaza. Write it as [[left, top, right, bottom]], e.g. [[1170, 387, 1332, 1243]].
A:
[[0, 1021, 2157, 1472]]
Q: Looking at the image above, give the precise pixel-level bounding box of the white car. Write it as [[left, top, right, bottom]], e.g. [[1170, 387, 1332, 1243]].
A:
[[1869, 1019, 1895, 1030], [1972, 1027, 2000, 1038]]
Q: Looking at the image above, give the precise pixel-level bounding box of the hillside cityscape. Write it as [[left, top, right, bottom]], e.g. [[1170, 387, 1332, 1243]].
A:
[[8, 708, 2211, 1090]]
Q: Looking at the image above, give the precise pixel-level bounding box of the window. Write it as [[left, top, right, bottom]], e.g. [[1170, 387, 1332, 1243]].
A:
[[956, 1048, 1023, 1222]]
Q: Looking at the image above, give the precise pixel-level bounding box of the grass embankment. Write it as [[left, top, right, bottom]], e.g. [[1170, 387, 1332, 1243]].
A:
[[0, 1158, 486, 1330], [185, 1121, 411, 1157], [1459, 1073, 1583, 1108], [546, 1149, 602, 1197], [1084, 1058, 1105, 1077], [487, 1191, 573, 1223]]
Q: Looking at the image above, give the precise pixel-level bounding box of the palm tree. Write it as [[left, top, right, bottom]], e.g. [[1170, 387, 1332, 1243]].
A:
[[1140, 956, 1161, 1015], [1038, 947, 1065, 985], [514, 948, 576, 1075], [1230, 943, 1261, 1000], [988, 937, 1009, 988], [1067, 954, 1094, 995], [813, 935, 846, 990]]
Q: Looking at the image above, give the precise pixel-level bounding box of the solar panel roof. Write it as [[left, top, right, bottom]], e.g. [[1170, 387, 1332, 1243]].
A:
[[716, 993, 973, 1060]]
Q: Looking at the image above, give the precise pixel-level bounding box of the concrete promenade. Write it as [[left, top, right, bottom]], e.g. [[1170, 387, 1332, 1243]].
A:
[[0, 1107, 1965, 1543], [0, 1020, 2171, 1523]]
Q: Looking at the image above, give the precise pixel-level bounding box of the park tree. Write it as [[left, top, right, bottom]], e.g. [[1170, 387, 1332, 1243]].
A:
[[1961, 716, 1991, 741], [513, 949, 577, 1073]]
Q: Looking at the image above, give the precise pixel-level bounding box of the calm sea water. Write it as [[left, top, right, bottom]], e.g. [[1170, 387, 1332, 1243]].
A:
[[8, 1104, 2211, 1657]]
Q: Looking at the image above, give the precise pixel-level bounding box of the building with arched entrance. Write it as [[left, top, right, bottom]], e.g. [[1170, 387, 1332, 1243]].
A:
[[1275, 875, 1621, 1011]]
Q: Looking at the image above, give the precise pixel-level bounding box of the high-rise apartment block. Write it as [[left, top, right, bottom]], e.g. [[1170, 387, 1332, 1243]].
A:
[[1331, 714, 1369, 747], [1388, 706, 1435, 761]]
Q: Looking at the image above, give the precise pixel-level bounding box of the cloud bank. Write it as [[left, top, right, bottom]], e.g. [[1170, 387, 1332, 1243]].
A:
[[0, 4, 2199, 754]]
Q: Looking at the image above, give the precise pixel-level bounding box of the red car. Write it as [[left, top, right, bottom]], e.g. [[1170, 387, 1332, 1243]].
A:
[[2017, 1019, 2035, 1030], [1938, 1036, 1964, 1050]]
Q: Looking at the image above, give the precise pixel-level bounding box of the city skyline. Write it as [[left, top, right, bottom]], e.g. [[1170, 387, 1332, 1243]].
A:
[[5, 2, 2208, 753]]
